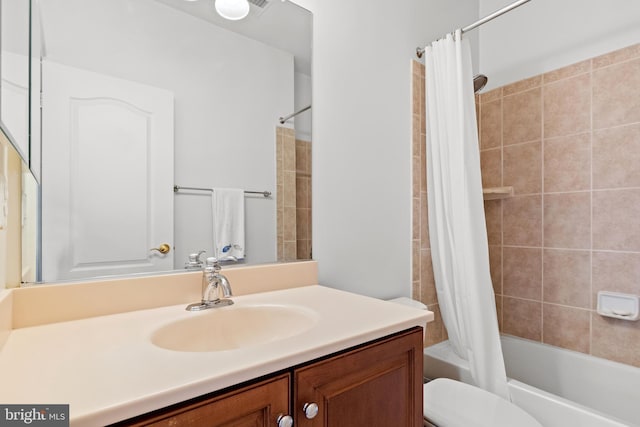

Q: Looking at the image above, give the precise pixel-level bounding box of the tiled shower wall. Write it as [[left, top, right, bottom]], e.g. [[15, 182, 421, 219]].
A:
[[412, 43, 640, 367], [411, 61, 447, 347], [276, 127, 312, 262], [276, 127, 297, 261], [295, 139, 312, 260]]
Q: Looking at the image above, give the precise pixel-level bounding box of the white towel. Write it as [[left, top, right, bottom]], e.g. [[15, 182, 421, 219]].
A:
[[212, 188, 245, 260]]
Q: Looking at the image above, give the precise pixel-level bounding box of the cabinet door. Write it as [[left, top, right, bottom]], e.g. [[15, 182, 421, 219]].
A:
[[294, 327, 423, 427], [125, 373, 290, 427]]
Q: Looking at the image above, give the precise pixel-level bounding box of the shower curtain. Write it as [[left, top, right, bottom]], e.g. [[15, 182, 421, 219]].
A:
[[424, 30, 509, 399]]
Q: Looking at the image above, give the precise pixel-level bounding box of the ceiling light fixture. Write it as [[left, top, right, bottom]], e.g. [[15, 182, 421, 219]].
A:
[[215, 0, 250, 20]]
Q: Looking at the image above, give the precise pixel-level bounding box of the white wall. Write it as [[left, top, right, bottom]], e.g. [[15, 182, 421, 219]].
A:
[[479, 0, 640, 89], [39, 0, 294, 268], [291, 0, 478, 299], [294, 72, 312, 142]]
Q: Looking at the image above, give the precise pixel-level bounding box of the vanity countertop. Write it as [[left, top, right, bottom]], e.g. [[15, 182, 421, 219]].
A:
[[0, 284, 432, 426]]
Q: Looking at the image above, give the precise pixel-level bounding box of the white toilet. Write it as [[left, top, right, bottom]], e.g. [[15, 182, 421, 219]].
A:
[[423, 378, 542, 427], [388, 297, 543, 427]]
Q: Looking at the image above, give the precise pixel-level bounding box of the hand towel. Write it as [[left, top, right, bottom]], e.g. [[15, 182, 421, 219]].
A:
[[211, 188, 245, 260]]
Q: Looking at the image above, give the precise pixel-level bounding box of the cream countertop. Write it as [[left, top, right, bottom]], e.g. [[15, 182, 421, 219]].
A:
[[0, 284, 432, 426]]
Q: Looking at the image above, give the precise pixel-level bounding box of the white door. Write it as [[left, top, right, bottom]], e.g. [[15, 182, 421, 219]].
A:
[[42, 60, 174, 281]]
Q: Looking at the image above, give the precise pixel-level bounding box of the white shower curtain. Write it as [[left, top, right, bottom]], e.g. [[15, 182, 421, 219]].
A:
[[424, 30, 509, 399]]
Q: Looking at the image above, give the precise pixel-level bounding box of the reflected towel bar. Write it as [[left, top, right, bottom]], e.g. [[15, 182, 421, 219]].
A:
[[279, 105, 311, 124], [174, 185, 271, 198]]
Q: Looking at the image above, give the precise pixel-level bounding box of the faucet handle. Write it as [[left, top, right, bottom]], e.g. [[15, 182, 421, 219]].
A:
[[205, 257, 222, 272], [185, 250, 206, 269]]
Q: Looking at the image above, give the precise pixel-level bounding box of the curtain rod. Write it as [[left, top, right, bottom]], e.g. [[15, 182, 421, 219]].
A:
[[279, 105, 311, 124], [415, 0, 532, 58], [173, 185, 271, 198]]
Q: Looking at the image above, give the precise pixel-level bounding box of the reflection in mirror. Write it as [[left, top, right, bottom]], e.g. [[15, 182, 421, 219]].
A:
[[33, 0, 312, 283], [0, 0, 31, 164], [0, 126, 37, 288]]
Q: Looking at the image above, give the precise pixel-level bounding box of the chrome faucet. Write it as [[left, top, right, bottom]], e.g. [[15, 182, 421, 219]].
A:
[[186, 257, 234, 311]]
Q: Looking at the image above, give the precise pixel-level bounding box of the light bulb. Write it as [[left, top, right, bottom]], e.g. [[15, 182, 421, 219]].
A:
[[215, 0, 250, 20]]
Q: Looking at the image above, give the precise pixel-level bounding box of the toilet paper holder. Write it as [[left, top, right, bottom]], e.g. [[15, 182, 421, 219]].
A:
[[596, 291, 640, 321]]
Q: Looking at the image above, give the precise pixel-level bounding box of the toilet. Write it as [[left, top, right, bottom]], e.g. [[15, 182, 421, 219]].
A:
[[423, 378, 542, 427], [388, 297, 543, 427]]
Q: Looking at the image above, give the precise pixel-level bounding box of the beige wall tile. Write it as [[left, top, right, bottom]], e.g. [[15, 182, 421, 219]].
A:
[[489, 245, 502, 296], [503, 141, 542, 195], [296, 240, 308, 260], [479, 87, 502, 104], [592, 251, 640, 309], [412, 197, 420, 241], [592, 43, 640, 69], [283, 137, 296, 171], [543, 249, 591, 308], [412, 280, 421, 302], [495, 295, 503, 332], [484, 200, 502, 246], [413, 72, 421, 115], [413, 241, 420, 283], [296, 140, 310, 174], [480, 99, 502, 150], [544, 133, 591, 193], [543, 60, 591, 84], [544, 192, 591, 249], [503, 297, 542, 341], [543, 73, 591, 138], [284, 171, 296, 208], [593, 189, 640, 251], [592, 313, 640, 367], [503, 88, 542, 145], [425, 304, 447, 347], [277, 208, 283, 236], [503, 75, 542, 96], [593, 123, 640, 189], [296, 176, 309, 209], [420, 249, 437, 305], [593, 58, 640, 129], [503, 195, 542, 246], [421, 193, 430, 249], [413, 114, 421, 157], [284, 241, 297, 261], [543, 304, 590, 353], [503, 247, 542, 301], [296, 208, 309, 240], [413, 156, 420, 198], [481, 148, 502, 188], [283, 206, 296, 241]]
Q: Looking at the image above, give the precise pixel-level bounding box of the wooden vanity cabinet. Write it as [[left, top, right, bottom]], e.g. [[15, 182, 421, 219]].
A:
[[121, 374, 291, 427], [294, 327, 423, 427], [117, 327, 423, 427]]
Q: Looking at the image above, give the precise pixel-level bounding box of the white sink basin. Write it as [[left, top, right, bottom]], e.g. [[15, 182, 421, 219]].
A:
[[151, 304, 318, 352]]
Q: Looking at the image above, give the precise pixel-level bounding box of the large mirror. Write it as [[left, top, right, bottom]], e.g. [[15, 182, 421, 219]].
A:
[[27, 0, 312, 283], [0, 0, 31, 167]]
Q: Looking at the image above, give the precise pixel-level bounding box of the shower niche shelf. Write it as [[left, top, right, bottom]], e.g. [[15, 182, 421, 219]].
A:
[[482, 186, 513, 200]]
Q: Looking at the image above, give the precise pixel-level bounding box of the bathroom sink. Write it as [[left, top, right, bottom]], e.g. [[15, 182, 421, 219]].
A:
[[151, 305, 318, 352]]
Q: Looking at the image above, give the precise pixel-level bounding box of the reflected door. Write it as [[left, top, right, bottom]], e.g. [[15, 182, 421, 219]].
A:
[[42, 60, 174, 281]]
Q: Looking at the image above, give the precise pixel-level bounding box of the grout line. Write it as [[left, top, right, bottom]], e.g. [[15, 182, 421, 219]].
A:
[[540, 77, 546, 344], [500, 90, 505, 330], [589, 59, 594, 356]]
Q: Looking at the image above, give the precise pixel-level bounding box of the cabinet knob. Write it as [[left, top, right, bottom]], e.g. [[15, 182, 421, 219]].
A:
[[302, 402, 319, 419], [276, 414, 293, 427]]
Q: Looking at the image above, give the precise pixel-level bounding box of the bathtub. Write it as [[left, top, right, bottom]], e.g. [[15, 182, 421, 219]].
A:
[[423, 336, 639, 427]]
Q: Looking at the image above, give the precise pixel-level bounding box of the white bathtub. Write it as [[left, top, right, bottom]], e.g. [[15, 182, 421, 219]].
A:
[[423, 336, 639, 427]]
